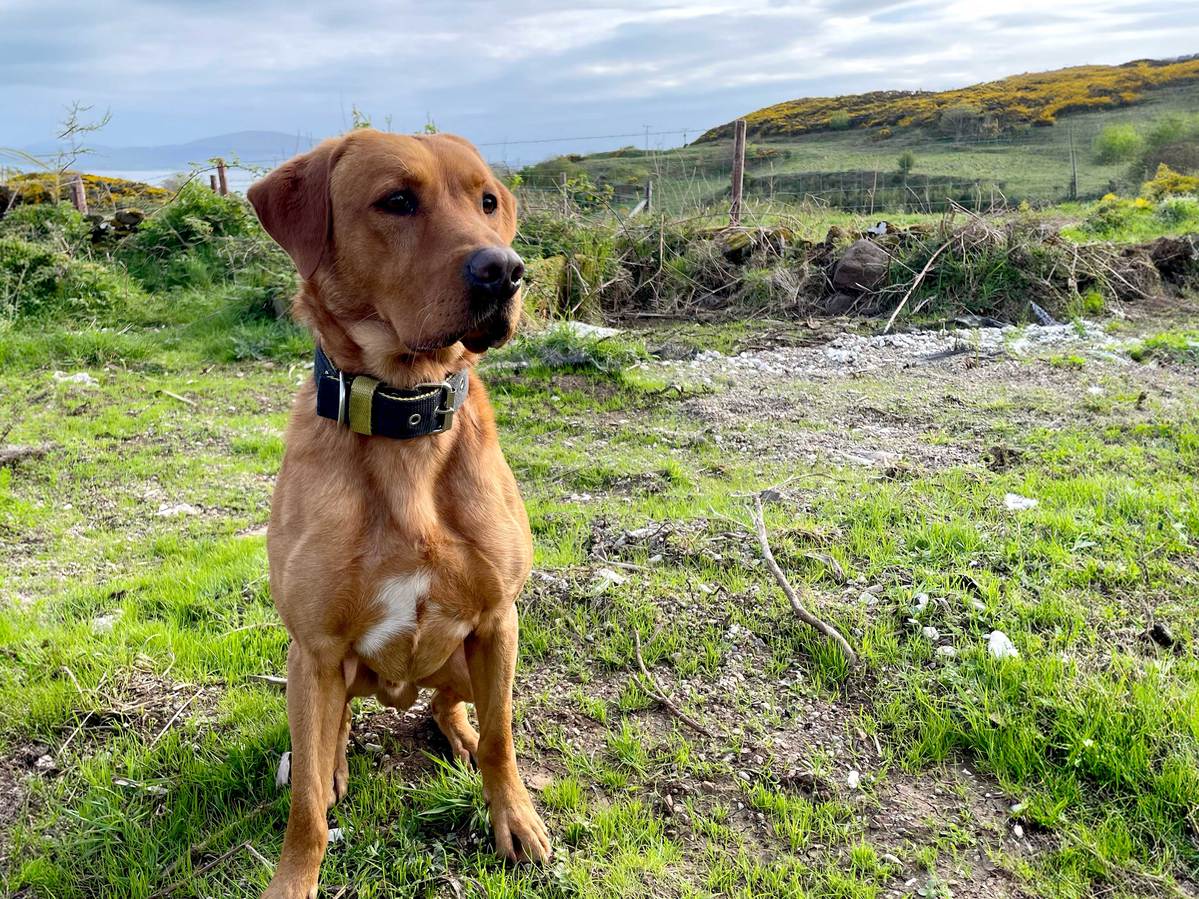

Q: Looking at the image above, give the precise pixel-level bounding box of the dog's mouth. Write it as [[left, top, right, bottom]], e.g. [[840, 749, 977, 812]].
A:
[[408, 307, 513, 355]]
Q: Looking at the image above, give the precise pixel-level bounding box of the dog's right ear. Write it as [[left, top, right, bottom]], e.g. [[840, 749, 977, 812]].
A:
[[247, 138, 341, 280]]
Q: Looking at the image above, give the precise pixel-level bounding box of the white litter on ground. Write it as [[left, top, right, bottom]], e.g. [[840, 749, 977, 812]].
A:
[[53, 371, 99, 386], [1003, 493, 1039, 511], [987, 630, 1020, 660], [275, 751, 291, 788]]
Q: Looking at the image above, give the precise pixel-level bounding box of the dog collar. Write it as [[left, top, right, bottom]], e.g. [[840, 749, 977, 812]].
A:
[[313, 345, 469, 439]]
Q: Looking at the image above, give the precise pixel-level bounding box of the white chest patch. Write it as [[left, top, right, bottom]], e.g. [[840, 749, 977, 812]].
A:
[[355, 571, 432, 657]]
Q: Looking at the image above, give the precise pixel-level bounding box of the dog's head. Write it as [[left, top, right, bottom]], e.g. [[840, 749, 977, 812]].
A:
[[248, 129, 522, 361]]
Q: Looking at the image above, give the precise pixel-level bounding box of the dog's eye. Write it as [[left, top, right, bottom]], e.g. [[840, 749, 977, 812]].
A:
[[482, 193, 498, 215], [377, 189, 418, 216]]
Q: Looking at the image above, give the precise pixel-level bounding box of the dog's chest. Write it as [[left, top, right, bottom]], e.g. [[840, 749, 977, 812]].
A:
[[353, 570, 475, 680]]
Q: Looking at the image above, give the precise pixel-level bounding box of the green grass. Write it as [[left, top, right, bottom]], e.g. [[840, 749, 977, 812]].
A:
[[1128, 328, 1199, 364], [1, 301, 1198, 897]]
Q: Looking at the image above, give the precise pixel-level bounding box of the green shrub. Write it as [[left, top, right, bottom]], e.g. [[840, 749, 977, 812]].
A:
[[828, 109, 851, 131], [119, 183, 291, 296], [0, 202, 92, 252], [1157, 195, 1199, 225], [0, 237, 143, 322], [1091, 124, 1143, 164]]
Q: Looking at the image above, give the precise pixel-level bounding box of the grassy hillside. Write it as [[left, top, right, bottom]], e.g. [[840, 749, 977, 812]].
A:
[[2, 182, 1199, 898], [518, 80, 1199, 214], [698, 55, 1199, 142]]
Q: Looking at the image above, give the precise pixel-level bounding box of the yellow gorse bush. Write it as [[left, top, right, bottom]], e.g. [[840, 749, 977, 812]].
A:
[[699, 58, 1199, 141], [7, 172, 168, 209], [1141, 163, 1199, 199]]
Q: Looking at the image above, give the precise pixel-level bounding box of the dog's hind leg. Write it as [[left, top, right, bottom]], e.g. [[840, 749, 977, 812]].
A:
[[330, 701, 351, 806], [426, 645, 479, 765]]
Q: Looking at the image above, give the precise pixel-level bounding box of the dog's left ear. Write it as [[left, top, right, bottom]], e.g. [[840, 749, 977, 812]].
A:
[[247, 138, 341, 280]]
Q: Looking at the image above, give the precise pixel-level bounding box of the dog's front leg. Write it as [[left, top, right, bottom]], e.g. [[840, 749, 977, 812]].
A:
[[465, 604, 551, 862], [264, 641, 348, 899]]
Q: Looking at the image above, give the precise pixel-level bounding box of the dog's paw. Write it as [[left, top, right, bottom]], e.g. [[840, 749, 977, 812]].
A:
[[261, 874, 318, 899], [490, 787, 552, 863]]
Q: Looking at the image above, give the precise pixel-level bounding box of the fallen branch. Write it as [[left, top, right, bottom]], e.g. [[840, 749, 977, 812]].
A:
[[632, 630, 714, 738], [161, 800, 272, 881], [882, 236, 954, 334], [750, 494, 858, 668], [152, 841, 248, 898]]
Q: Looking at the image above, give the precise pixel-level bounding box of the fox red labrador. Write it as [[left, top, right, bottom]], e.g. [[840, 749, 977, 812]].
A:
[[247, 128, 549, 899]]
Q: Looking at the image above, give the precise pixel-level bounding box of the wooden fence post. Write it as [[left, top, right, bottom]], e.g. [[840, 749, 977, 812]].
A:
[[730, 118, 747, 226], [644, 179, 653, 213], [216, 160, 228, 196], [69, 175, 88, 215], [210, 174, 218, 191], [560, 173, 569, 216]]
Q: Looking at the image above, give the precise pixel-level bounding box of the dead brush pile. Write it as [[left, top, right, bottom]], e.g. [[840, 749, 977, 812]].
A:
[[863, 215, 1181, 324], [517, 208, 1198, 326]]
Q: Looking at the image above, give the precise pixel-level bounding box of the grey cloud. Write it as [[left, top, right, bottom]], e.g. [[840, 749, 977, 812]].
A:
[[1, 0, 1197, 164]]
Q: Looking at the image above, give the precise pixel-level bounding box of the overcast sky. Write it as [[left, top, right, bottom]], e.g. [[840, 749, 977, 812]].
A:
[[4, 0, 1198, 164]]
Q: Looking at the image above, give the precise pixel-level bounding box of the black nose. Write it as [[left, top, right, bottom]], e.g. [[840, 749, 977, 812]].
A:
[[465, 247, 524, 303]]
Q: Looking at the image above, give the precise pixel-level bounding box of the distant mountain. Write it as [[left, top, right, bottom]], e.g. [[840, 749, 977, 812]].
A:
[[19, 131, 320, 171], [698, 55, 1199, 142]]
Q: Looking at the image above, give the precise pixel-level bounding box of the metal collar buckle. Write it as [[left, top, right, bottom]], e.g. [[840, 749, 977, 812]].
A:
[[336, 370, 348, 427], [416, 380, 456, 433]]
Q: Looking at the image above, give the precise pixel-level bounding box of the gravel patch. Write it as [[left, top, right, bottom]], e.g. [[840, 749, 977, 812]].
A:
[[647, 321, 1130, 384]]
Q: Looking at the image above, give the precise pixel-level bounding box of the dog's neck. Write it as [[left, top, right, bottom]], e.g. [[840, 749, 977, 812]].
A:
[[298, 284, 477, 389]]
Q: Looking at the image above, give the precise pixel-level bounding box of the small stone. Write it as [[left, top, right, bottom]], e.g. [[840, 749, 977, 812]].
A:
[[35, 754, 56, 771], [157, 502, 201, 517], [589, 567, 627, 593], [1012, 823, 1024, 838], [92, 610, 123, 633], [1148, 622, 1176, 649], [846, 769, 861, 789], [936, 645, 957, 658], [921, 626, 940, 641], [913, 592, 930, 612]]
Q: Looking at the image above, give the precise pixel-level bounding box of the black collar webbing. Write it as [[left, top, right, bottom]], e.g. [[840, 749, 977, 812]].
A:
[[313, 345, 469, 439]]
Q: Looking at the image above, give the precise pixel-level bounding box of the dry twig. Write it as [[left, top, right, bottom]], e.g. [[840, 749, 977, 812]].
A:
[[882, 235, 954, 334], [750, 494, 858, 667], [632, 630, 714, 738], [155, 389, 198, 408], [148, 689, 202, 749]]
